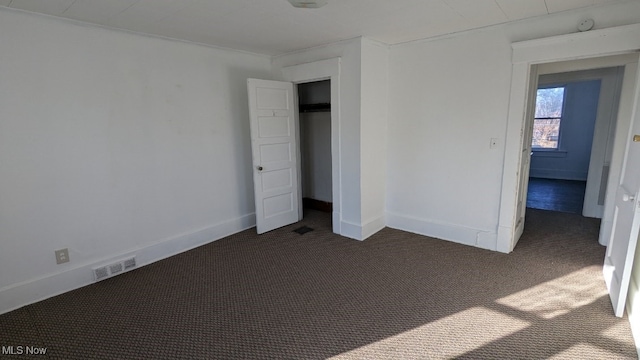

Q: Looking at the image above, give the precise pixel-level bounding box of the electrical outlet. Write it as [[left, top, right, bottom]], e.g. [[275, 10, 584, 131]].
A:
[[55, 248, 69, 264]]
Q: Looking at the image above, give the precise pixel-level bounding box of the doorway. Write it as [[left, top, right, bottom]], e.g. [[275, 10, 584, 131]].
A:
[[526, 68, 624, 218], [498, 51, 640, 254], [297, 80, 333, 217], [497, 25, 640, 316], [282, 57, 342, 235]]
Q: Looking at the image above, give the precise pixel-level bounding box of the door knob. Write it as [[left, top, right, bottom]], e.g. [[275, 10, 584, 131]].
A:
[[623, 194, 635, 202], [256, 166, 263, 171]]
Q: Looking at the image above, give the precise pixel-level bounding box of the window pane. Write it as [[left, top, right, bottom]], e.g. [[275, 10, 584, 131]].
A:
[[532, 118, 560, 149], [535, 87, 564, 118]]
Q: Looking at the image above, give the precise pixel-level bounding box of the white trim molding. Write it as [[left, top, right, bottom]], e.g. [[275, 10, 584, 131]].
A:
[[511, 24, 640, 64], [387, 211, 497, 251], [362, 215, 386, 240]]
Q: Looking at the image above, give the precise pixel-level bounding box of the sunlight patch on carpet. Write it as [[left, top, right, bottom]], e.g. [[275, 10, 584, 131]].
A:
[[496, 266, 608, 319], [602, 320, 637, 347], [549, 343, 621, 359], [329, 307, 529, 359]]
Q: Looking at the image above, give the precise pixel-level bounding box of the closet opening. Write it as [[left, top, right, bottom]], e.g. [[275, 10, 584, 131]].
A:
[[297, 80, 332, 217]]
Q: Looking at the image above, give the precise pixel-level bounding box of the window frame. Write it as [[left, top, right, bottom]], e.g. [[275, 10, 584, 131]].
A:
[[531, 84, 567, 152]]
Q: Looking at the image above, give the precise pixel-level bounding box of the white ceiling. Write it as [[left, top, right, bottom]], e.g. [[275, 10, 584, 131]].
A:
[[0, 0, 630, 55]]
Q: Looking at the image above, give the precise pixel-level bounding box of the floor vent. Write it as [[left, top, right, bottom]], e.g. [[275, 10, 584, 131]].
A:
[[109, 262, 123, 275], [93, 256, 137, 282], [93, 267, 109, 281], [293, 226, 314, 235], [123, 257, 136, 270]]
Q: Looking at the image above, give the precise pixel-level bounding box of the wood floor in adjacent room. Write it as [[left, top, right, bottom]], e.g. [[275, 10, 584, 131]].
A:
[[527, 177, 587, 215], [0, 209, 635, 359]]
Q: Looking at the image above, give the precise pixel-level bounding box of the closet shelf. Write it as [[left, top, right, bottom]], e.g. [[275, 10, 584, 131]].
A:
[[299, 103, 331, 113]]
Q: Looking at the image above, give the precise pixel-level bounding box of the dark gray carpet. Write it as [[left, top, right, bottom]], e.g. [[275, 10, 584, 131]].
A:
[[0, 209, 636, 359]]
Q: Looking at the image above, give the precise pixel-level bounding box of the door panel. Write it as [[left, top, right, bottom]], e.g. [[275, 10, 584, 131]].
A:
[[258, 116, 291, 138], [247, 79, 300, 234], [604, 67, 640, 317], [604, 185, 640, 317], [513, 66, 539, 247]]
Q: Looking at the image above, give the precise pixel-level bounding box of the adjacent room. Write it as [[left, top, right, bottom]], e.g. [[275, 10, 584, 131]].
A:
[[526, 66, 624, 217], [2, 0, 640, 358]]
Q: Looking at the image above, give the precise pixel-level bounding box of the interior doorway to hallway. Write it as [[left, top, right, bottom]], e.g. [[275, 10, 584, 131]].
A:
[[524, 68, 623, 218]]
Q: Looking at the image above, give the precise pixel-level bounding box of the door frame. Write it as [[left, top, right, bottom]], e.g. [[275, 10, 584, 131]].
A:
[[497, 23, 640, 253], [532, 65, 625, 219], [282, 58, 342, 235]]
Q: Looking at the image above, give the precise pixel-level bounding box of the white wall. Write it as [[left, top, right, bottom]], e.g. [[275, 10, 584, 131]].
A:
[[530, 80, 601, 181], [387, 28, 510, 249], [386, 1, 640, 250], [0, 8, 271, 313], [300, 111, 332, 202], [360, 38, 389, 238]]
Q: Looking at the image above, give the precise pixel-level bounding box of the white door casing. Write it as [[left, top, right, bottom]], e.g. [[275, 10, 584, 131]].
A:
[[247, 79, 301, 234], [604, 63, 640, 317]]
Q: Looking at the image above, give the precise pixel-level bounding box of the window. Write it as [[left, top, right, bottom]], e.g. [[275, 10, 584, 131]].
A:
[[532, 86, 565, 149]]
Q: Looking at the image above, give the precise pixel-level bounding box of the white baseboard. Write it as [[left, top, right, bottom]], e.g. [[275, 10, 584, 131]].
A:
[[362, 215, 386, 240], [0, 213, 256, 315], [340, 220, 364, 240], [386, 211, 497, 251], [332, 211, 341, 234], [339, 215, 385, 241], [496, 225, 514, 253]]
